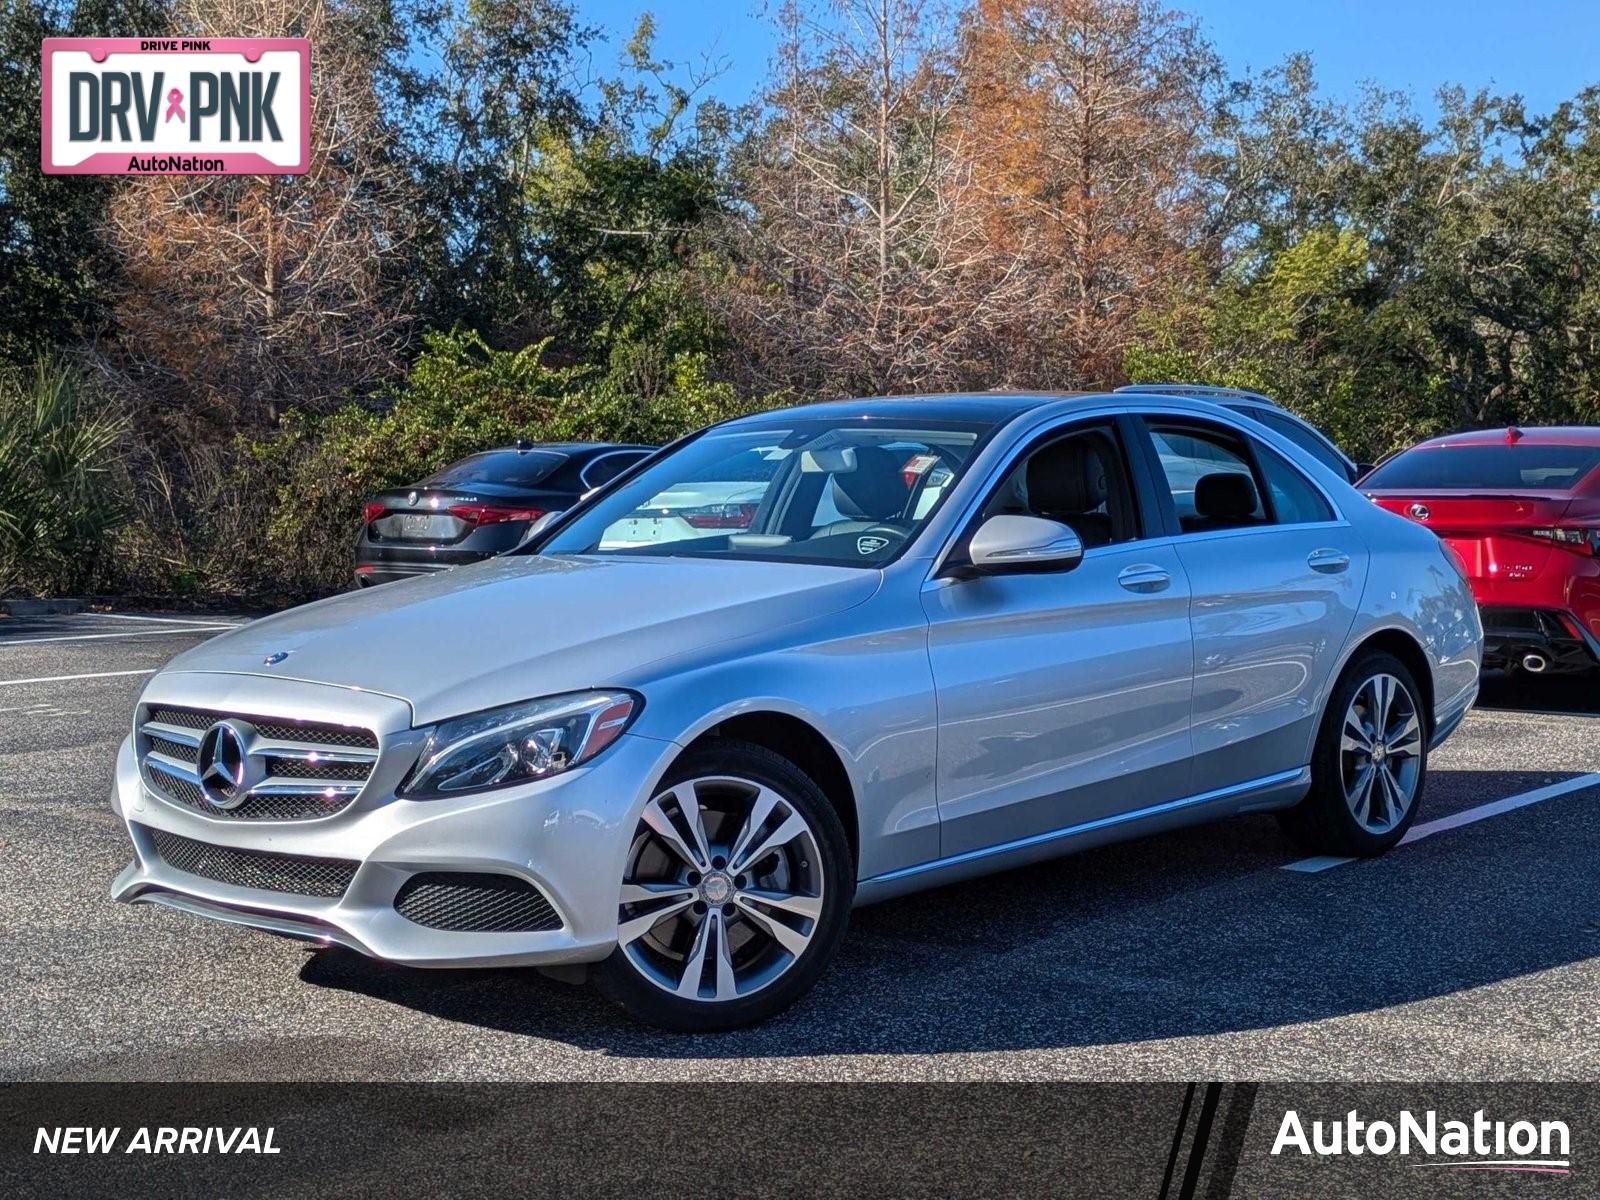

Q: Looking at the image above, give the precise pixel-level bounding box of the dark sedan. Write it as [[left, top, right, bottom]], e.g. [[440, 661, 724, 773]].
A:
[[353, 442, 652, 586]]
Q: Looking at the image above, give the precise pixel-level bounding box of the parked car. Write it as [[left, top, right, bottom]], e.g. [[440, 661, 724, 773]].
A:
[[1115, 384, 1370, 483], [353, 442, 653, 586], [1361, 426, 1600, 676], [113, 392, 1480, 1029]]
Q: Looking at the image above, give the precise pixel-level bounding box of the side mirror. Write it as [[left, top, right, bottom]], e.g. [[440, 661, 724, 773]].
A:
[[965, 515, 1084, 575], [514, 510, 564, 550], [1352, 463, 1375, 483]]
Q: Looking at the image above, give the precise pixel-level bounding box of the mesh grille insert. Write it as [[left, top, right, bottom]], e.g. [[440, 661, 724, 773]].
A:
[[145, 826, 358, 898], [265, 757, 371, 781], [147, 735, 199, 764], [394, 873, 563, 933]]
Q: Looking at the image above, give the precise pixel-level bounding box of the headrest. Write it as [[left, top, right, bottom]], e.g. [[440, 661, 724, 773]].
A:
[[1195, 472, 1258, 520], [829, 445, 907, 521], [1026, 439, 1108, 515]]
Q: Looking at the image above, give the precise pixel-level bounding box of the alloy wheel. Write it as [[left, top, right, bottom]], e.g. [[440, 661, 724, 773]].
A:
[[618, 775, 826, 1002], [1339, 672, 1423, 834]]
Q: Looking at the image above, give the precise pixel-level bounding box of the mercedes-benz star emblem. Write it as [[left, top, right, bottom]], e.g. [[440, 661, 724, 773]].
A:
[[196, 721, 250, 809], [1407, 503, 1431, 520], [263, 650, 290, 666]]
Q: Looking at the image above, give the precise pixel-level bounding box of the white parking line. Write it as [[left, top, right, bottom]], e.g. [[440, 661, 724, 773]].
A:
[[78, 612, 244, 627], [1283, 772, 1600, 873], [0, 668, 157, 687], [0, 625, 234, 646]]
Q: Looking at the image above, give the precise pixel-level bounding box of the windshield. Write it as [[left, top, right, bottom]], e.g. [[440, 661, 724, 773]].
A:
[[537, 418, 991, 566], [1364, 445, 1600, 492]]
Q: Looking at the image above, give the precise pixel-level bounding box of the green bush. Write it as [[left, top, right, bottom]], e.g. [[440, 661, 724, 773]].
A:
[[252, 330, 779, 596], [0, 358, 129, 596]]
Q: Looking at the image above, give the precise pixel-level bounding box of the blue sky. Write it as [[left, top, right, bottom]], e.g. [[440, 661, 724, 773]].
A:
[[579, 0, 1600, 120]]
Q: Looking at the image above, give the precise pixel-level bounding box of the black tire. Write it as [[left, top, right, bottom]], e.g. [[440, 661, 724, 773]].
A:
[[594, 740, 854, 1031], [1277, 650, 1429, 857]]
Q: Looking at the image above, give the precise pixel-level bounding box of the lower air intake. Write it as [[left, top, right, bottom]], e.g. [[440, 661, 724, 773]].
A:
[[394, 873, 563, 933], [145, 826, 358, 899]]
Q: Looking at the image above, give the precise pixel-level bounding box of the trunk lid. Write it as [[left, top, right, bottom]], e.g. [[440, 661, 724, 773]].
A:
[[1365, 490, 1575, 586]]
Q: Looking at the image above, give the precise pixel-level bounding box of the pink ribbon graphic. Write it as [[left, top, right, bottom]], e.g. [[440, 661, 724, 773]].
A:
[[164, 87, 185, 123]]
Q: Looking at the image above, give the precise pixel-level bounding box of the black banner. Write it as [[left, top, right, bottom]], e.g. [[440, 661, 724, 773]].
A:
[[1, 1083, 1592, 1197]]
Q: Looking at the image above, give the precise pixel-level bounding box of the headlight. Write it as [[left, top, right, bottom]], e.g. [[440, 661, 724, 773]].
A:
[[401, 691, 639, 798]]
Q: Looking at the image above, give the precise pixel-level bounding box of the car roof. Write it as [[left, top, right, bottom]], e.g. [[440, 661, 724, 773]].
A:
[[731, 391, 1132, 427], [1402, 427, 1600, 450]]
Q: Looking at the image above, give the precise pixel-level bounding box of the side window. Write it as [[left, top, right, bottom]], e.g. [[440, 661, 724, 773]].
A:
[[1256, 442, 1336, 524], [1147, 423, 1268, 533], [583, 451, 647, 489], [981, 423, 1141, 549], [1251, 408, 1350, 478]]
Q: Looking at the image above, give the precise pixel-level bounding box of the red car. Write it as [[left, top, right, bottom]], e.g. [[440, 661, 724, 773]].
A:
[[1362, 426, 1600, 676]]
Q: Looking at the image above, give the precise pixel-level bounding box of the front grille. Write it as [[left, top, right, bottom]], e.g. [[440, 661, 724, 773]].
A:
[[138, 705, 379, 822], [145, 826, 358, 899], [394, 873, 563, 933]]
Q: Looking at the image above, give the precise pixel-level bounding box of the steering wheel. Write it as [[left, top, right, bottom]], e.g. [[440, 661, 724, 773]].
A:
[[851, 524, 908, 557]]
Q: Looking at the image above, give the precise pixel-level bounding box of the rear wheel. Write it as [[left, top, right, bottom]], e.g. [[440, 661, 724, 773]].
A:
[[595, 741, 853, 1030], [1278, 651, 1428, 856]]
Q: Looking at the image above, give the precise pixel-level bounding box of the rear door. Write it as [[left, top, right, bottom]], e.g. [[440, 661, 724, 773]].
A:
[[1130, 413, 1369, 795], [921, 416, 1196, 856]]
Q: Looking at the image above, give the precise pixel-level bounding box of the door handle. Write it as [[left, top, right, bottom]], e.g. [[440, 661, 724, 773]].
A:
[[1307, 548, 1351, 574], [1118, 564, 1171, 593]]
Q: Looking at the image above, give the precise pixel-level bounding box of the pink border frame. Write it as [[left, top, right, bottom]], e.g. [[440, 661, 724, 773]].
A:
[[41, 37, 310, 175]]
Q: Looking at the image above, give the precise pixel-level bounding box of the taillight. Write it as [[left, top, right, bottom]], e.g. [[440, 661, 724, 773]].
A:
[[362, 501, 386, 524], [447, 503, 546, 526], [682, 503, 758, 530], [1528, 526, 1600, 555]]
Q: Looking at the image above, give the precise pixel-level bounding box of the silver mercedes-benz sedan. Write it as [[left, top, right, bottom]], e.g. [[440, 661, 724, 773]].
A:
[[112, 392, 1482, 1029]]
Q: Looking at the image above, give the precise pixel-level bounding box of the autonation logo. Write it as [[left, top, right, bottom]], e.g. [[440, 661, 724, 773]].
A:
[[1272, 1108, 1571, 1175]]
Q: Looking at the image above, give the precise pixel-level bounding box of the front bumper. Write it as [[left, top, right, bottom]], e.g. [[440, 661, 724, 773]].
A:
[[111, 683, 680, 968]]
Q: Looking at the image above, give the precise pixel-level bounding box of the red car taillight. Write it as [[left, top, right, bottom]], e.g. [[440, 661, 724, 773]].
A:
[[1528, 526, 1600, 555], [362, 501, 387, 524], [682, 503, 758, 530], [447, 503, 546, 526]]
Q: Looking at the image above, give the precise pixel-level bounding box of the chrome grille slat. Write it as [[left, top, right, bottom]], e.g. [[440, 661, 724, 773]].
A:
[[138, 704, 379, 822], [146, 751, 201, 782], [250, 779, 364, 798], [141, 721, 204, 748]]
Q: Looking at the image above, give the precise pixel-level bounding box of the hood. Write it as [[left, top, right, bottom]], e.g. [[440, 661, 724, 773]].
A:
[[162, 554, 878, 724]]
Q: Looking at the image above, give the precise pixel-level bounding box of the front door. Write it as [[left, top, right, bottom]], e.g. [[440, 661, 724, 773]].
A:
[[921, 419, 1195, 857]]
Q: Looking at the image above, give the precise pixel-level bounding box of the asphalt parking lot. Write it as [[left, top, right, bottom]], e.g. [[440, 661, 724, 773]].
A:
[[2, 609, 1597, 1082]]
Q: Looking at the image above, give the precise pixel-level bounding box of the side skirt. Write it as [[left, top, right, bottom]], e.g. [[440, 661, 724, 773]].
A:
[[853, 767, 1310, 907]]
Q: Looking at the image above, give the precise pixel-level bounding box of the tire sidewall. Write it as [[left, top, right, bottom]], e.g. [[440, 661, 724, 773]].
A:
[[595, 740, 854, 1031]]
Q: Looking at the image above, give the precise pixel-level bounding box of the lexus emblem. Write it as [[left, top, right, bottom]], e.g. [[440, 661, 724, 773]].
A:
[[196, 721, 250, 809], [407, 491, 419, 506], [1407, 503, 1431, 520], [263, 650, 290, 666]]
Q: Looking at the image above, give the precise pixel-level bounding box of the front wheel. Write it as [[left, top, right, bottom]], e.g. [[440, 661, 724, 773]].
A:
[[594, 740, 853, 1030], [1278, 651, 1428, 856]]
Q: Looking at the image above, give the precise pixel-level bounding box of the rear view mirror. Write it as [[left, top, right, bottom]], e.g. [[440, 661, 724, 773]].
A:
[[966, 515, 1084, 574]]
